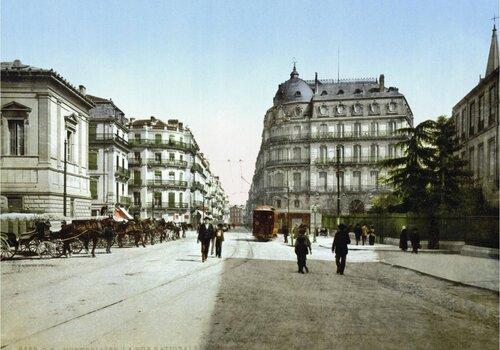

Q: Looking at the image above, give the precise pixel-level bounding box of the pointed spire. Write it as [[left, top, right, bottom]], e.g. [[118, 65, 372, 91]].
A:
[[485, 25, 499, 76], [290, 61, 299, 79]]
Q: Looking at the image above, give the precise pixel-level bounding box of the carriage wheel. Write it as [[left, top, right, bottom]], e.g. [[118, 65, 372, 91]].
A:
[[1, 240, 17, 260], [70, 240, 84, 254], [27, 239, 41, 254], [36, 242, 51, 259], [48, 241, 63, 258]]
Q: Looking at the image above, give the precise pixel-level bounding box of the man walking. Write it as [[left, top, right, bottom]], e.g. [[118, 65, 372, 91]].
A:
[[282, 224, 289, 244], [332, 223, 351, 275], [409, 227, 420, 254], [399, 225, 408, 251], [294, 224, 312, 273], [103, 222, 115, 254], [197, 217, 214, 262], [354, 223, 362, 245], [361, 224, 368, 245], [215, 223, 225, 258]]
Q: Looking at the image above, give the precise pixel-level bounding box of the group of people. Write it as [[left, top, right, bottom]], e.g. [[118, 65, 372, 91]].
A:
[[399, 226, 421, 253], [353, 223, 376, 246], [288, 222, 351, 275], [197, 217, 226, 262]]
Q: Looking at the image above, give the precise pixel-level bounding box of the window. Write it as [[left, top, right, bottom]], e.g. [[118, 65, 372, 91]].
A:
[[295, 91, 301, 97], [337, 89, 344, 95], [489, 85, 497, 125], [388, 144, 396, 158], [354, 89, 362, 94], [469, 102, 475, 135], [133, 170, 141, 184], [293, 172, 301, 190], [179, 193, 183, 205], [370, 122, 379, 136], [477, 143, 484, 179], [133, 192, 140, 205], [116, 155, 119, 168], [337, 171, 344, 189], [168, 171, 175, 181], [89, 151, 98, 170], [155, 171, 162, 182], [468, 147, 475, 172], [155, 134, 162, 144], [321, 91, 327, 96], [134, 152, 141, 161], [294, 125, 301, 136], [370, 170, 379, 189], [370, 144, 380, 160], [135, 134, 141, 141], [169, 153, 174, 161], [354, 122, 361, 137], [6, 196, 22, 212], [276, 199, 282, 208], [488, 138, 496, 178], [337, 123, 344, 137], [337, 145, 345, 162], [319, 172, 327, 191], [388, 121, 397, 134], [66, 130, 73, 162], [155, 153, 162, 161], [8, 120, 25, 155], [154, 192, 162, 206], [293, 147, 301, 160], [461, 108, 467, 137], [294, 199, 300, 208], [90, 178, 98, 199], [353, 145, 361, 162], [168, 193, 175, 207], [478, 95, 485, 130], [319, 123, 328, 136], [319, 145, 328, 161], [275, 173, 284, 187], [353, 171, 361, 190]]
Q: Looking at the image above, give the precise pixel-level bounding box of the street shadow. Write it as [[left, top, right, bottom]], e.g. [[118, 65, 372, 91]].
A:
[[176, 259, 201, 262]]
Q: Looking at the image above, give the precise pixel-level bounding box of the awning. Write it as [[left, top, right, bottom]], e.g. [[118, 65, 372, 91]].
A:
[[113, 206, 133, 222]]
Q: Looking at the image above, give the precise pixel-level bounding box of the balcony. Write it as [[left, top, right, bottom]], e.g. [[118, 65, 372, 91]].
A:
[[265, 186, 310, 194], [145, 202, 189, 210], [311, 185, 389, 193], [128, 179, 142, 187], [191, 163, 204, 174], [191, 181, 206, 194], [147, 180, 188, 189], [129, 138, 196, 152], [312, 130, 402, 141], [115, 166, 131, 180], [119, 196, 132, 205], [129, 158, 143, 166], [265, 133, 311, 144], [146, 158, 188, 168], [314, 156, 391, 166], [89, 133, 129, 149], [266, 158, 310, 167]]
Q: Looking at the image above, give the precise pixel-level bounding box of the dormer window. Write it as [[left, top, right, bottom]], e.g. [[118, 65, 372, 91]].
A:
[[321, 90, 328, 96], [295, 91, 301, 97], [354, 88, 362, 94], [369, 87, 379, 93], [337, 89, 344, 95]]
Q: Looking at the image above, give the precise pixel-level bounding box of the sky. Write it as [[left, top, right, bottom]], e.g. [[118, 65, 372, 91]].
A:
[[2, 0, 498, 205]]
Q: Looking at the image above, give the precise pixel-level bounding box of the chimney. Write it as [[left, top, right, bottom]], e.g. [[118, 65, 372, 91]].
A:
[[13, 59, 21, 67], [78, 85, 86, 95], [379, 74, 385, 92], [150, 116, 156, 122], [314, 72, 319, 93]]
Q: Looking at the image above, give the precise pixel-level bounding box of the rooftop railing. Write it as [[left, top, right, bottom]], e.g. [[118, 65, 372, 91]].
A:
[[89, 133, 129, 146]]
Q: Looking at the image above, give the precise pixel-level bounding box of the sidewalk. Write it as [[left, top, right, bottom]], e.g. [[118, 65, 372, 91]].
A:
[[312, 234, 499, 292]]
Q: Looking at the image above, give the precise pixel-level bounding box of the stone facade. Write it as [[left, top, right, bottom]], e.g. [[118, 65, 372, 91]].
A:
[[229, 205, 246, 226], [0, 60, 93, 217], [247, 65, 413, 228], [452, 26, 499, 208]]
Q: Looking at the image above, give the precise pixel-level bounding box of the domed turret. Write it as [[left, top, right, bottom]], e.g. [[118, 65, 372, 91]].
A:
[[273, 64, 313, 106]]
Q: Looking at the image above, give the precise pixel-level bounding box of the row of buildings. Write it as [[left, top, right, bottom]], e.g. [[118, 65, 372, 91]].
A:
[[246, 26, 499, 228], [0, 60, 230, 224]]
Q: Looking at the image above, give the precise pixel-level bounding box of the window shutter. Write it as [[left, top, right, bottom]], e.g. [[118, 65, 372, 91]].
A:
[[89, 152, 97, 170], [90, 178, 98, 199]]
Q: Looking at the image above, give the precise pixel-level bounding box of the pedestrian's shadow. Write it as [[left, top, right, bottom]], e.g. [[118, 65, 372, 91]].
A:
[[176, 259, 200, 262]]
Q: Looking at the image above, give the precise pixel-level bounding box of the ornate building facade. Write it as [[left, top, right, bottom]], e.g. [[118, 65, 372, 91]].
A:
[[247, 65, 413, 228], [452, 26, 499, 208], [87, 95, 131, 216], [1, 60, 93, 216]]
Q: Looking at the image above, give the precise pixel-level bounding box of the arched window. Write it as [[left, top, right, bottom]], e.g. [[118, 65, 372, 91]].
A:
[[321, 90, 328, 96], [354, 88, 362, 94], [337, 89, 344, 95], [294, 199, 300, 208], [295, 91, 301, 97], [319, 123, 328, 137]]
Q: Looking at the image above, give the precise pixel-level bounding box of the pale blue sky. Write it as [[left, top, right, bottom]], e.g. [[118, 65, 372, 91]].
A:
[[2, 0, 498, 204]]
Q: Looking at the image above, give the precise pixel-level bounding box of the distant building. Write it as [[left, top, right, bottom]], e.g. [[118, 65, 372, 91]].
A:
[[87, 95, 131, 216], [452, 26, 499, 208], [247, 65, 413, 228], [229, 205, 246, 226], [1, 60, 94, 216]]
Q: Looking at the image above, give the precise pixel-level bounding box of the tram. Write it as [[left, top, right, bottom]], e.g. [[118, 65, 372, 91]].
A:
[[252, 205, 278, 241]]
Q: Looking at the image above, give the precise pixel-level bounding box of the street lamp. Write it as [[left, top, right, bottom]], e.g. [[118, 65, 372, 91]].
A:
[[335, 146, 342, 225], [311, 203, 317, 243]]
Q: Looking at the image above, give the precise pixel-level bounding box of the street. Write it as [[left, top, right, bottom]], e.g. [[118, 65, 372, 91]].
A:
[[1, 229, 498, 350]]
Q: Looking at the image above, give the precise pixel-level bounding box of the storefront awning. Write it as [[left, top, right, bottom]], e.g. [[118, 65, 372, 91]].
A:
[[113, 206, 134, 222]]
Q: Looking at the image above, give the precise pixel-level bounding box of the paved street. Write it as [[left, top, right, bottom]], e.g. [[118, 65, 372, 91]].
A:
[[1, 229, 498, 349]]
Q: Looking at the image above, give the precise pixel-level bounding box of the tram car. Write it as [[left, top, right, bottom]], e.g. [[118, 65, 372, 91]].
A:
[[252, 205, 278, 241]]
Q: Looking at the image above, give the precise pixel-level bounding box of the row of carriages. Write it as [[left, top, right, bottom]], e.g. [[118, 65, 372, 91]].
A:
[[0, 213, 187, 260]]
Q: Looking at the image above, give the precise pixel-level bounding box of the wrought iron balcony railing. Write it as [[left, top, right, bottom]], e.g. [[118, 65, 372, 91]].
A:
[[145, 202, 189, 209], [89, 133, 129, 147], [129, 138, 196, 152], [115, 166, 131, 179], [146, 158, 188, 168], [266, 158, 311, 166], [310, 185, 389, 193], [314, 156, 391, 166], [311, 130, 401, 141], [146, 180, 188, 188], [191, 181, 206, 193]]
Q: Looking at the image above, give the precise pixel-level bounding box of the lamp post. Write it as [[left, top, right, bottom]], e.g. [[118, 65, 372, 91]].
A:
[[336, 146, 341, 225], [311, 203, 317, 243], [63, 139, 67, 216]]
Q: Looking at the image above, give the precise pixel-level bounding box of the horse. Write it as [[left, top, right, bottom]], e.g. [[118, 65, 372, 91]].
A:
[[59, 219, 102, 258], [155, 219, 168, 243], [115, 220, 145, 248], [141, 218, 157, 245], [165, 222, 181, 240]]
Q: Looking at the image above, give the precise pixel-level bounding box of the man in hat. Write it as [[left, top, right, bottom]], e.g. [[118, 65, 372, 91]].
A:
[[332, 223, 351, 275], [197, 217, 214, 262], [294, 223, 312, 273]]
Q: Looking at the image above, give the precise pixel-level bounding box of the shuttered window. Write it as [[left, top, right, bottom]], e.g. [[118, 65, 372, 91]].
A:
[[89, 151, 98, 170], [90, 178, 98, 199]]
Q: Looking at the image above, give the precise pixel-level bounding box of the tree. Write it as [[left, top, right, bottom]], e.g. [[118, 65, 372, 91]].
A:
[[379, 120, 436, 212], [428, 116, 472, 212]]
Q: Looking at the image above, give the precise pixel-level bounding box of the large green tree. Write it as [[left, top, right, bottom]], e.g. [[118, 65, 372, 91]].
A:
[[379, 120, 436, 212]]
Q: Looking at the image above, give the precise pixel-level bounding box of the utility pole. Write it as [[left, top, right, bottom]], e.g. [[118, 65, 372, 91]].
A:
[[63, 139, 67, 216], [336, 146, 341, 225]]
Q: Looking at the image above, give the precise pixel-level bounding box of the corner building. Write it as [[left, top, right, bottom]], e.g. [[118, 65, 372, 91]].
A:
[[247, 65, 413, 228]]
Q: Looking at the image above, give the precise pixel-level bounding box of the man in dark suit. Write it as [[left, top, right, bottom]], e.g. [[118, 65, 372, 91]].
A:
[[197, 217, 214, 262], [332, 223, 351, 275]]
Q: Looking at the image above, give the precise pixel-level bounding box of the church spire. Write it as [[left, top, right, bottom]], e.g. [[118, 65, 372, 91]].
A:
[[485, 25, 499, 76], [290, 62, 299, 79]]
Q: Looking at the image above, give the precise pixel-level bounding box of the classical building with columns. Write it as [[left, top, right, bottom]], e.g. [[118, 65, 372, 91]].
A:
[[452, 26, 499, 208], [247, 65, 413, 228], [0, 60, 93, 216]]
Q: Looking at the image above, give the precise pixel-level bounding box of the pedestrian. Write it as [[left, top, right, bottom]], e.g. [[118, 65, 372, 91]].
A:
[[292, 223, 299, 240], [103, 222, 115, 254], [294, 224, 312, 273], [361, 224, 369, 245], [354, 223, 362, 245], [215, 223, 225, 258], [409, 227, 421, 254], [282, 224, 289, 244], [399, 226, 408, 251], [59, 221, 72, 257], [197, 217, 214, 262], [368, 226, 376, 246], [332, 223, 351, 275], [181, 222, 187, 238]]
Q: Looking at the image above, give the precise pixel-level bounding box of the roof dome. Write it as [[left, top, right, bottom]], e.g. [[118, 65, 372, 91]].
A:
[[273, 64, 314, 106]]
